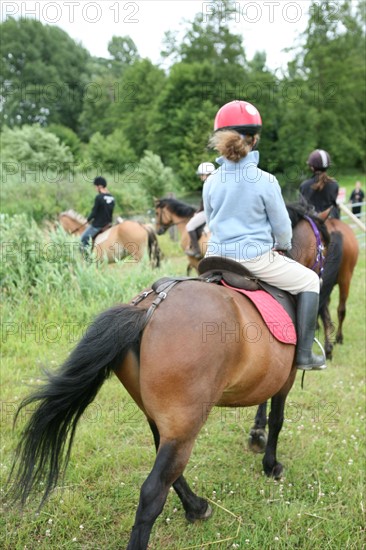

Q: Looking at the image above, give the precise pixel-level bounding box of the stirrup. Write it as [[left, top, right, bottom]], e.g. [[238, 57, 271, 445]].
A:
[[296, 338, 327, 371], [312, 338, 327, 370], [186, 249, 202, 259]]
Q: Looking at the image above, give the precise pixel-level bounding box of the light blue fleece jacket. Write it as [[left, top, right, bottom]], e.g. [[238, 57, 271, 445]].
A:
[[202, 151, 292, 260]]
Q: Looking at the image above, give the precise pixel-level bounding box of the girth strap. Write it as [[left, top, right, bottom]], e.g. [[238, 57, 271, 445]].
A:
[[143, 278, 192, 328]]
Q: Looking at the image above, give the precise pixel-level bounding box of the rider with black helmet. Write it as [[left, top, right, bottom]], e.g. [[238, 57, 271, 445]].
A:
[[300, 150, 340, 219]]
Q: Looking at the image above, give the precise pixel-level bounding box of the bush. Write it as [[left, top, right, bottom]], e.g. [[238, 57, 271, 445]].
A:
[[0, 125, 74, 169]]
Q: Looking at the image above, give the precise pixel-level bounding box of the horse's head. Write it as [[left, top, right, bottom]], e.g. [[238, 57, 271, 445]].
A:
[[155, 198, 197, 235], [154, 199, 174, 235], [59, 210, 88, 235]]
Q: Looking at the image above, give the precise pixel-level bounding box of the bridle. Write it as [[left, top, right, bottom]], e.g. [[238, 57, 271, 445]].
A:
[[155, 205, 187, 235]]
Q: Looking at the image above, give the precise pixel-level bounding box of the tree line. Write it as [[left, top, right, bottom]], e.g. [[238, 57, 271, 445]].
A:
[[1, 0, 365, 207]]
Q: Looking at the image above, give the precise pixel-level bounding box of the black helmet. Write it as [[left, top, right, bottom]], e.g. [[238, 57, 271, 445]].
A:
[[307, 150, 331, 171]]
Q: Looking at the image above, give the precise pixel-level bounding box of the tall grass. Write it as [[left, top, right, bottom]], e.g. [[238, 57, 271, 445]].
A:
[[0, 215, 365, 550]]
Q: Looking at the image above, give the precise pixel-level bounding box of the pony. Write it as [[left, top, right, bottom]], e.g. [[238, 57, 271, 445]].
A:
[[248, 211, 360, 452], [154, 198, 210, 274], [7, 205, 330, 550], [58, 210, 161, 267]]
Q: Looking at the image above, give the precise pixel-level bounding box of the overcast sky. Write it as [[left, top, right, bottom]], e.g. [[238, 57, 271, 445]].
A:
[[1, 1, 313, 71]]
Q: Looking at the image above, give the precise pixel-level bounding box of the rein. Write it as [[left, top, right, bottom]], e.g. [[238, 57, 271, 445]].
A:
[[304, 215, 325, 277], [71, 221, 88, 234]]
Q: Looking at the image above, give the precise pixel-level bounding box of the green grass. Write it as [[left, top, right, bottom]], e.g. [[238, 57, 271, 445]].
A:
[[0, 226, 365, 549]]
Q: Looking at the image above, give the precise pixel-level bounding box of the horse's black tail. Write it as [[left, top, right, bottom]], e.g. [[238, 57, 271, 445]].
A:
[[319, 230, 343, 311], [7, 304, 148, 508], [145, 225, 162, 268]]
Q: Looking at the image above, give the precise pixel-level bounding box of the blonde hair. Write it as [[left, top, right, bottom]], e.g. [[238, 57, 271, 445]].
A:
[[209, 130, 258, 162]]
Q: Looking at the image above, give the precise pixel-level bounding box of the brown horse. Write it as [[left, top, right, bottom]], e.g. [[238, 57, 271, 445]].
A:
[[58, 210, 161, 267], [8, 207, 329, 550], [318, 217, 359, 358], [248, 212, 359, 453], [155, 198, 210, 274]]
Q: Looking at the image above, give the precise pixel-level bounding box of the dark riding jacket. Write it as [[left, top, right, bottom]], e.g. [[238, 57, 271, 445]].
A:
[[87, 193, 115, 228], [300, 176, 340, 218]]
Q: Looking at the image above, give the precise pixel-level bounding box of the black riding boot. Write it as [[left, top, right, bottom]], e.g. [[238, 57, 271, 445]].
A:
[[186, 230, 202, 258], [296, 292, 326, 370]]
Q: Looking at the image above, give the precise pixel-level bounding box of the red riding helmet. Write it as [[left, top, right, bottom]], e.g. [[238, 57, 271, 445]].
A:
[[307, 149, 331, 170], [214, 100, 262, 135]]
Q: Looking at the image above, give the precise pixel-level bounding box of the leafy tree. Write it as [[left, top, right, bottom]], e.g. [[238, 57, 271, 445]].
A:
[[0, 18, 90, 130], [108, 36, 140, 66], [147, 62, 217, 183], [78, 73, 121, 139], [136, 150, 178, 202], [47, 124, 82, 159], [289, 0, 366, 172], [109, 59, 166, 158], [162, 0, 246, 68], [85, 128, 137, 173], [78, 39, 145, 141]]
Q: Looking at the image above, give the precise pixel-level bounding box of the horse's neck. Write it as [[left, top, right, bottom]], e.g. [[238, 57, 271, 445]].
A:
[[171, 214, 191, 235], [60, 216, 84, 234]]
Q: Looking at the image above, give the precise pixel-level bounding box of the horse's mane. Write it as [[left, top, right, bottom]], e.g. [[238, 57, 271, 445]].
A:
[[156, 198, 196, 218], [286, 202, 330, 247], [60, 209, 87, 224]]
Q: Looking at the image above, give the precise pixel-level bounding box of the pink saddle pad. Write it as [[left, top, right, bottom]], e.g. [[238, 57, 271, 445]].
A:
[[221, 280, 297, 345]]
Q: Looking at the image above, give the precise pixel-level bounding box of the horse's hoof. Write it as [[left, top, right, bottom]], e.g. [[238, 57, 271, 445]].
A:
[[264, 462, 284, 479], [248, 429, 267, 453], [272, 463, 284, 479], [185, 503, 212, 523]]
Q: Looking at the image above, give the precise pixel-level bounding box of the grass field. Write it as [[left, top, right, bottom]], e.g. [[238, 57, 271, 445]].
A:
[[0, 228, 365, 550]]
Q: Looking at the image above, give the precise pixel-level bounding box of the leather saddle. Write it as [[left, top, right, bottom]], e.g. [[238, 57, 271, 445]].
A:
[[198, 256, 296, 324], [92, 223, 113, 245]]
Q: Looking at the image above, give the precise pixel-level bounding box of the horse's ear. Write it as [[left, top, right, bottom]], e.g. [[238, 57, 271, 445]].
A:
[[318, 207, 332, 221]]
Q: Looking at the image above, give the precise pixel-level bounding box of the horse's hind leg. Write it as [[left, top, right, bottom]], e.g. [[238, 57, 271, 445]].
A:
[[336, 283, 349, 344], [127, 438, 196, 550], [248, 402, 268, 453], [262, 371, 296, 479], [148, 422, 211, 524], [319, 300, 334, 359]]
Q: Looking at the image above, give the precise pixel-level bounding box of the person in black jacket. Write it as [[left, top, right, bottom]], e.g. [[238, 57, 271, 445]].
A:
[[349, 181, 365, 217], [299, 149, 340, 219], [80, 176, 115, 250]]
